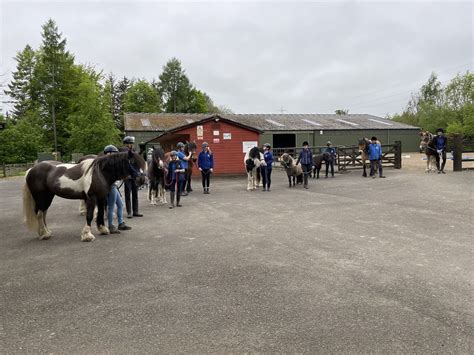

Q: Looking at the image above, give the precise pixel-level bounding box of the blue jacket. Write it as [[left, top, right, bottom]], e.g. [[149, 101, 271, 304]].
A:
[[324, 147, 337, 159], [433, 135, 447, 151], [198, 151, 214, 170], [167, 160, 185, 182], [368, 143, 382, 160], [297, 148, 313, 165], [264, 151, 273, 168], [177, 151, 188, 169]]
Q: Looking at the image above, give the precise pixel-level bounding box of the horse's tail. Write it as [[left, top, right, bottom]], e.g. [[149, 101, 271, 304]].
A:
[[23, 174, 38, 231]]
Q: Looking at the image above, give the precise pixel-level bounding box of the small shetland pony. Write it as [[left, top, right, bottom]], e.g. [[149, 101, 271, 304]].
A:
[[312, 152, 332, 179], [419, 130, 438, 173], [280, 153, 303, 187], [244, 146, 264, 190], [23, 150, 146, 242], [147, 147, 167, 205]]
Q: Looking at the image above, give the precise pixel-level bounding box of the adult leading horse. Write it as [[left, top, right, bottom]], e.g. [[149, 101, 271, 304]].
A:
[[23, 150, 146, 242], [419, 130, 438, 172]]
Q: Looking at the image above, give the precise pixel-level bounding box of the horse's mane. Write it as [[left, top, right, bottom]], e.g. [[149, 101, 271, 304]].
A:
[[185, 141, 197, 153], [94, 151, 146, 181], [249, 146, 260, 160], [152, 147, 165, 161]]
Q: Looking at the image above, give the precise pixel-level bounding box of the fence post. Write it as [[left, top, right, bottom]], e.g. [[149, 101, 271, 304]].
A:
[[2, 163, 5, 178], [394, 141, 402, 169], [452, 134, 463, 172]]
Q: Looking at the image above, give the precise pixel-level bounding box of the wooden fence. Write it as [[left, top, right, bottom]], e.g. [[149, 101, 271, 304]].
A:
[[451, 134, 474, 171], [272, 142, 402, 171]]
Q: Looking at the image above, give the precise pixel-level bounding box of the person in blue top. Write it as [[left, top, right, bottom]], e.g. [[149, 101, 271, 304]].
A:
[[261, 143, 273, 192], [432, 128, 447, 174], [324, 141, 337, 178], [176, 142, 193, 196], [368, 136, 386, 178], [296, 141, 313, 189], [198, 142, 214, 194], [166, 151, 186, 208], [104, 145, 131, 233]]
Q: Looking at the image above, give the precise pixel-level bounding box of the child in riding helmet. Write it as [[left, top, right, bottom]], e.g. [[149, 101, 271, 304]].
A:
[[261, 143, 273, 191], [433, 128, 447, 174], [104, 145, 131, 233], [368, 137, 386, 178], [176, 142, 193, 196], [324, 141, 336, 178], [296, 141, 313, 189], [167, 150, 186, 208], [198, 142, 214, 194]]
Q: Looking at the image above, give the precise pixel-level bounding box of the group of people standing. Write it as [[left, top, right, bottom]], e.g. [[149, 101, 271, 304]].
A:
[[296, 141, 337, 188]]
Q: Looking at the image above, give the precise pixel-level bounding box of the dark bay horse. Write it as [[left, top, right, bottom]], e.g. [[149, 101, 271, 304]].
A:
[[23, 150, 146, 242], [312, 152, 332, 179], [147, 147, 167, 205], [184, 141, 197, 193]]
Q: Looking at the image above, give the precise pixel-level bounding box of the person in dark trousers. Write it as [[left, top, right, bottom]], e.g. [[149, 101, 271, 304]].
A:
[[197, 142, 214, 194], [104, 145, 131, 233], [122, 136, 143, 218], [433, 128, 447, 174], [368, 136, 386, 178], [261, 143, 273, 191], [166, 151, 185, 208], [176, 142, 193, 196], [324, 141, 336, 178], [296, 141, 313, 189]]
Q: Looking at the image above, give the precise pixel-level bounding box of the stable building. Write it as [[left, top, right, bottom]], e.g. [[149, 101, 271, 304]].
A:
[[125, 112, 420, 174]]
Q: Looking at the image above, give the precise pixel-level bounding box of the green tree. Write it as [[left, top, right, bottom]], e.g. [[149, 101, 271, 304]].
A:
[[123, 79, 161, 113], [66, 67, 120, 155], [4, 45, 37, 119], [32, 18, 80, 154], [335, 109, 349, 115], [157, 58, 193, 112]]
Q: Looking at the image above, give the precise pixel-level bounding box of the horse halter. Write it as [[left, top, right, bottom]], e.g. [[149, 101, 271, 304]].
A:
[[128, 159, 145, 179]]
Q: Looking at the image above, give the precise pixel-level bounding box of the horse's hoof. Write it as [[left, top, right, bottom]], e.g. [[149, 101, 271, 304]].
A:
[[38, 232, 52, 240], [81, 233, 95, 242], [98, 225, 110, 235]]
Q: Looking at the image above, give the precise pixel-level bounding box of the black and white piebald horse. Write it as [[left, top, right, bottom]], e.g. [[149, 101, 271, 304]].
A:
[[280, 153, 303, 187], [147, 147, 167, 205], [419, 130, 438, 172], [244, 146, 264, 190], [23, 150, 146, 242]]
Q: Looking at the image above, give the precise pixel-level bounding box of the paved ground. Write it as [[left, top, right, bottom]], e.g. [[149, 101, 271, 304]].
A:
[[1, 156, 473, 353]]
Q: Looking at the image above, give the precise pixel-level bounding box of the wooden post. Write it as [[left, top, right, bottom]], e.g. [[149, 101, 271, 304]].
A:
[[2, 163, 5, 178], [453, 134, 463, 172], [394, 141, 402, 169]]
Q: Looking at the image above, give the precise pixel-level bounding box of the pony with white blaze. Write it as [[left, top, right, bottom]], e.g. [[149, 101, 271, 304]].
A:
[[147, 146, 167, 205], [23, 150, 146, 242], [280, 153, 303, 187], [244, 146, 265, 190]]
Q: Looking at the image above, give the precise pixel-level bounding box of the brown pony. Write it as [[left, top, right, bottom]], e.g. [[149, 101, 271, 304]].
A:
[[280, 153, 303, 187]]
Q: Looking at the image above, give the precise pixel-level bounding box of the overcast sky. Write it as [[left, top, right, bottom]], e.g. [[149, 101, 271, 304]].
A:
[[1, 0, 472, 117]]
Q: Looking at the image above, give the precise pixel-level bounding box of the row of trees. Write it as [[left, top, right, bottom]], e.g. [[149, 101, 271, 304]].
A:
[[1, 19, 227, 163], [390, 72, 473, 137]]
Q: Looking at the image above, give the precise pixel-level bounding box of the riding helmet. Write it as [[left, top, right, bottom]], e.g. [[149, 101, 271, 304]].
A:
[[202, 142, 209, 148], [302, 141, 309, 146], [437, 128, 444, 133], [123, 136, 135, 144], [176, 142, 185, 149], [327, 141, 332, 146], [371, 136, 377, 141], [263, 143, 271, 149], [170, 150, 177, 157], [103, 144, 119, 154]]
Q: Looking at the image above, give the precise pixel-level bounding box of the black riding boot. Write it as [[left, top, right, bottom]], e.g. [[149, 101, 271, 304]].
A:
[[169, 192, 175, 209], [176, 192, 182, 207]]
